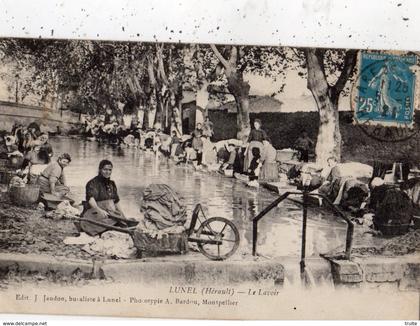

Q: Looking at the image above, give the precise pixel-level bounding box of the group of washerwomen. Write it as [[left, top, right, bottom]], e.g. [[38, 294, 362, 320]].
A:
[[37, 155, 130, 236], [37, 155, 137, 236], [80, 116, 282, 186], [1, 115, 315, 192], [0, 122, 61, 185], [0, 121, 73, 207], [214, 119, 314, 187], [78, 113, 314, 187], [74, 112, 192, 147], [173, 118, 309, 187], [0, 125, 128, 235], [0, 119, 314, 233], [75, 113, 267, 184], [25, 121, 277, 233]]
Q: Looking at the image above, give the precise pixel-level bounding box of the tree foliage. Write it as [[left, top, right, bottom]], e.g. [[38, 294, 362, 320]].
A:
[[1, 38, 360, 151], [190, 44, 289, 133]]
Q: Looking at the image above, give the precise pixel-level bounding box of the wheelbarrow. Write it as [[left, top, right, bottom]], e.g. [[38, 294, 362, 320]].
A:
[[74, 204, 240, 261]]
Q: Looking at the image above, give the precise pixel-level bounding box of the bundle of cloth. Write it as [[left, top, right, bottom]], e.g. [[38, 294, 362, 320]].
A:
[[133, 184, 189, 255], [123, 134, 136, 146], [139, 183, 187, 233], [45, 200, 80, 220], [286, 162, 323, 186], [8, 176, 26, 188], [320, 162, 372, 210], [80, 231, 137, 259]]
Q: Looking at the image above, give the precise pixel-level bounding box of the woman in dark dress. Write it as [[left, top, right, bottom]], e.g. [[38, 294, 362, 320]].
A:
[[244, 119, 267, 172], [80, 159, 127, 236]]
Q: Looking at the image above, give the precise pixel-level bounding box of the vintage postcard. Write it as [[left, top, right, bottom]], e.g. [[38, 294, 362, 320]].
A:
[[0, 36, 418, 320]]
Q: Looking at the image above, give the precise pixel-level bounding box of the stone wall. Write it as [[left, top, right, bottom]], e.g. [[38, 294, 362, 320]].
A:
[[329, 255, 420, 291], [0, 101, 80, 132]]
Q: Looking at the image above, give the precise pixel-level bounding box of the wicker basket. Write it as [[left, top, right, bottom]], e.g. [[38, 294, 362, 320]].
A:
[[9, 184, 40, 207], [131, 231, 189, 256]]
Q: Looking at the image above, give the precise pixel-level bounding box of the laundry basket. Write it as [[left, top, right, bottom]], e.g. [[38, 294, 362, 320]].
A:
[[9, 184, 40, 207]]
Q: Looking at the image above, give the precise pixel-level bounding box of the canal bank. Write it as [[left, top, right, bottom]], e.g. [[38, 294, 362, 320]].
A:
[[1, 255, 417, 321], [0, 251, 419, 292]]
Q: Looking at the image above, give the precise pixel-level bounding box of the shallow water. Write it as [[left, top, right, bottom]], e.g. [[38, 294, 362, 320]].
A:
[[50, 138, 349, 258]]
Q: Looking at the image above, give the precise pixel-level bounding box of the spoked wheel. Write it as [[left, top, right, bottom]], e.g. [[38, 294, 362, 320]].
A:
[[196, 217, 240, 261]]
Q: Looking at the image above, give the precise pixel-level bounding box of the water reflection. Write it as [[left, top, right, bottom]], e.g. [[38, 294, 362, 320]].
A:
[[51, 138, 348, 258]]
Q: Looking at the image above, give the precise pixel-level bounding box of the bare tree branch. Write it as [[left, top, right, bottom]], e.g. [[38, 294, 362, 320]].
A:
[[210, 44, 230, 69], [147, 55, 157, 86], [304, 48, 329, 96], [228, 46, 238, 66], [157, 50, 169, 85], [331, 49, 358, 98]]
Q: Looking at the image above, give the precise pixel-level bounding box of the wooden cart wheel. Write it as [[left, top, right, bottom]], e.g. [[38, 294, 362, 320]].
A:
[[196, 217, 240, 261]]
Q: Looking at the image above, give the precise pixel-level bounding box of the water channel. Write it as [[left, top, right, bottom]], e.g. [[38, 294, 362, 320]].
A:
[[51, 137, 351, 259]]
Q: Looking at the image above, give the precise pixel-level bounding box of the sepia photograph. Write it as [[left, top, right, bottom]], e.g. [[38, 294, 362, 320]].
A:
[[0, 14, 419, 321]]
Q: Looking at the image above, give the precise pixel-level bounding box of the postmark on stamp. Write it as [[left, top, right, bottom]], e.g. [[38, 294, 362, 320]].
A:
[[351, 52, 418, 142]]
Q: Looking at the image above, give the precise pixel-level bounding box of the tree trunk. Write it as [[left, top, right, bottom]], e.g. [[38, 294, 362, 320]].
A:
[[154, 88, 163, 127], [175, 95, 183, 135], [143, 106, 149, 129], [234, 95, 250, 136], [305, 48, 357, 164], [163, 98, 169, 131], [196, 81, 209, 112], [209, 44, 251, 137], [227, 74, 251, 137], [305, 48, 341, 165], [315, 96, 341, 164]]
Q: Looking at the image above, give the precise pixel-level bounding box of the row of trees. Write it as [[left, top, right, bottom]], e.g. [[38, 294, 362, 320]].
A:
[[0, 39, 359, 164]]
